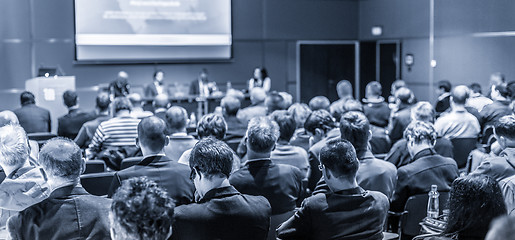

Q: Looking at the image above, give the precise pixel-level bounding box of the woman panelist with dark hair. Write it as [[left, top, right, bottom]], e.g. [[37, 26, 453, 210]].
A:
[[248, 67, 271, 92]]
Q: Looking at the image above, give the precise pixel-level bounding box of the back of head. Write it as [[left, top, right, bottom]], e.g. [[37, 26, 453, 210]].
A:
[[113, 97, 132, 113], [451, 85, 470, 105], [226, 89, 245, 102], [438, 80, 452, 93], [403, 121, 437, 145], [490, 72, 505, 86], [221, 96, 241, 116], [190, 137, 233, 179], [279, 92, 293, 109], [138, 116, 167, 153], [96, 91, 111, 112], [165, 106, 188, 131], [304, 109, 335, 135], [395, 87, 412, 104], [340, 111, 370, 153], [39, 137, 82, 180], [111, 177, 175, 240], [20, 91, 35, 106], [153, 94, 169, 109], [469, 83, 482, 94], [336, 80, 353, 99], [494, 84, 510, 98], [485, 216, 515, 240], [0, 110, 19, 127], [63, 90, 78, 108], [308, 96, 330, 111], [128, 93, 143, 107], [320, 139, 358, 180], [445, 175, 506, 237], [269, 110, 296, 142], [247, 116, 279, 153], [391, 80, 407, 95], [366, 81, 382, 98], [197, 113, 227, 140], [494, 115, 515, 140], [288, 103, 312, 129], [411, 101, 435, 123], [265, 91, 286, 114], [250, 87, 266, 105], [342, 99, 363, 113], [0, 124, 28, 167]]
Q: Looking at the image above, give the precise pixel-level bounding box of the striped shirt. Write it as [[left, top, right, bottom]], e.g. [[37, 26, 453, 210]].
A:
[[88, 116, 140, 153]]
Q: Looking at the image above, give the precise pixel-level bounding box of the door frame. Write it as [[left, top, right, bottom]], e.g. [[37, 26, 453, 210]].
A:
[[376, 40, 401, 84], [296, 40, 360, 103]]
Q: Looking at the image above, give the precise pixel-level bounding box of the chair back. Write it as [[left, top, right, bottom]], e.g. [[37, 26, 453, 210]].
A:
[[80, 172, 115, 197], [226, 138, 242, 152], [450, 138, 477, 168], [400, 191, 450, 237], [269, 210, 295, 240], [27, 132, 57, 147], [83, 160, 106, 174], [120, 157, 142, 170]]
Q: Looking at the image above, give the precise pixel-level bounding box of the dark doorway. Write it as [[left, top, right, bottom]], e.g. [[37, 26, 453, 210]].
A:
[[359, 41, 377, 100], [377, 41, 401, 99], [298, 42, 357, 104]]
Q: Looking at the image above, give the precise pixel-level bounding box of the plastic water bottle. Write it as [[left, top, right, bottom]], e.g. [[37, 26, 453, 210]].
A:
[[427, 185, 440, 219]]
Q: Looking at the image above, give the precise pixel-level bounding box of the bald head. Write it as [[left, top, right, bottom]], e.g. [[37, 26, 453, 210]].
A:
[[0, 111, 19, 127], [250, 87, 266, 105], [39, 138, 82, 180], [451, 85, 470, 105], [165, 106, 188, 132], [118, 71, 128, 80], [221, 96, 241, 116], [128, 93, 143, 107], [138, 116, 168, 153], [153, 94, 169, 109]]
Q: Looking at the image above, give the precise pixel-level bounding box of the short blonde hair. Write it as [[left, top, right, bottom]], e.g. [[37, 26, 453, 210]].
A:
[[0, 124, 28, 166]]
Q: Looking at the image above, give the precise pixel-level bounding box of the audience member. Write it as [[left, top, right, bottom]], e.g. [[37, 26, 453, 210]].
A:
[[269, 110, 310, 178], [0, 125, 50, 228], [110, 177, 175, 240], [342, 99, 364, 113], [276, 139, 389, 240], [75, 91, 111, 148], [87, 97, 140, 170], [472, 115, 515, 181], [110, 71, 130, 97], [109, 116, 195, 205], [390, 121, 458, 212], [363, 81, 390, 128], [163, 106, 197, 162], [189, 68, 217, 96], [439, 175, 507, 240], [173, 138, 272, 240], [265, 91, 286, 114], [8, 138, 111, 239], [13, 91, 51, 133], [388, 79, 407, 108], [485, 215, 515, 240], [249, 67, 271, 92], [0, 110, 39, 160], [237, 87, 267, 123], [153, 94, 170, 122], [435, 80, 452, 116], [178, 113, 240, 172], [145, 69, 172, 97], [128, 93, 153, 119], [481, 84, 512, 128], [304, 109, 340, 191], [329, 80, 354, 117], [488, 72, 506, 98], [388, 87, 414, 144], [385, 101, 454, 168], [230, 117, 304, 215], [57, 90, 96, 139], [279, 92, 293, 109], [467, 83, 493, 112], [221, 96, 247, 139], [288, 103, 312, 151], [308, 96, 330, 111], [434, 85, 481, 139]]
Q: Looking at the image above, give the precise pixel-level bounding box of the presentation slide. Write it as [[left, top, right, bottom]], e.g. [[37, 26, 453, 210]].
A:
[[75, 0, 232, 62]]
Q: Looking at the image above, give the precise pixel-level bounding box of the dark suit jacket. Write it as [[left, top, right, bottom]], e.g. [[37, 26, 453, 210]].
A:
[[108, 155, 195, 205], [229, 158, 304, 215], [480, 100, 512, 127], [276, 187, 389, 240], [144, 82, 171, 97], [390, 148, 459, 212], [172, 186, 272, 240], [58, 109, 97, 140], [189, 79, 216, 96], [435, 94, 451, 116], [385, 136, 454, 168], [13, 104, 51, 133], [363, 101, 391, 128], [388, 105, 412, 144], [224, 115, 247, 139], [7, 184, 111, 240]]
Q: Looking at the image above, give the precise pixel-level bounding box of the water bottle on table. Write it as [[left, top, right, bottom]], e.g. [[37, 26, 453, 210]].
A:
[[427, 184, 440, 218]]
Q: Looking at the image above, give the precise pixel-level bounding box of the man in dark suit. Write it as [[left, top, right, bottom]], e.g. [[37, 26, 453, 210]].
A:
[[277, 139, 389, 240], [388, 87, 413, 144], [173, 137, 272, 240], [229, 117, 304, 215], [108, 116, 195, 206], [189, 68, 217, 96], [13, 91, 51, 133], [163, 106, 197, 162], [144, 69, 171, 98], [153, 94, 170, 122], [57, 90, 96, 140], [221, 96, 247, 140], [435, 80, 452, 117], [7, 138, 111, 239]]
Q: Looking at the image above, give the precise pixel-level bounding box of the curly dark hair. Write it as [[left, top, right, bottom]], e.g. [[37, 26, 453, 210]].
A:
[[197, 113, 227, 140], [111, 177, 175, 240], [444, 175, 507, 239]]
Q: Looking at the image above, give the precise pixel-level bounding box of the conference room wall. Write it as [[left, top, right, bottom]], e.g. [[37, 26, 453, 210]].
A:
[[0, 0, 358, 112], [359, 0, 515, 102]]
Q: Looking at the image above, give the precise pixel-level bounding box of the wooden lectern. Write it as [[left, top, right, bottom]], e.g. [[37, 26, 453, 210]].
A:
[[25, 76, 76, 134]]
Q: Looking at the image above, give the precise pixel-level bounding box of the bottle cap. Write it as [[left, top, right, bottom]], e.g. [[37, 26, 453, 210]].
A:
[[431, 185, 437, 191]]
